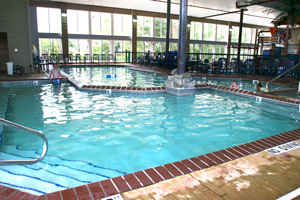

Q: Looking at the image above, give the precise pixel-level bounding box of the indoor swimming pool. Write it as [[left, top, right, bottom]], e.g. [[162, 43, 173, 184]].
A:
[[0, 82, 299, 195]]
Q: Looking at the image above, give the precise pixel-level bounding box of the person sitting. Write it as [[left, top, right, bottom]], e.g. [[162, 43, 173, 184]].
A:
[[231, 80, 239, 89], [49, 64, 64, 83]]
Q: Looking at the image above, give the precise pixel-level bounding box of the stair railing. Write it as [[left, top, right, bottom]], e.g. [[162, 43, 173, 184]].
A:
[[0, 118, 48, 165], [266, 62, 300, 89]]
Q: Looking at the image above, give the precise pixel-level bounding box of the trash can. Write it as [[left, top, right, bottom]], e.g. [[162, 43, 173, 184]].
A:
[[6, 62, 13, 75]]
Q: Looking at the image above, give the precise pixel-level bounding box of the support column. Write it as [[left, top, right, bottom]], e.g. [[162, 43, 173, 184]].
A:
[[165, 0, 171, 69], [132, 13, 137, 63], [61, 8, 69, 62], [227, 22, 232, 63], [186, 17, 191, 54], [237, 9, 244, 72], [298, 32, 300, 55], [177, 0, 188, 75], [284, 24, 290, 55]]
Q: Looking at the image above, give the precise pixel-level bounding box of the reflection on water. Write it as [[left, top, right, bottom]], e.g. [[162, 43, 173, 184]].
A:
[[2, 83, 300, 173], [61, 66, 167, 87]]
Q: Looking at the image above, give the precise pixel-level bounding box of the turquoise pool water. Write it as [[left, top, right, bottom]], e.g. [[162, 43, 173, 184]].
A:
[[0, 83, 299, 195], [61, 66, 295, 93], [194, 77, 296, 92], [61, 66, 167, 87]]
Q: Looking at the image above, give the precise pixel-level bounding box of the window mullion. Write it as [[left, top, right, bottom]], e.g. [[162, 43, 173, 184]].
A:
[[48, 8, 51, 33]]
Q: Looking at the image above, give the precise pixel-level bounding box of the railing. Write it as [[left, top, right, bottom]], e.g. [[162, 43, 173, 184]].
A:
[[266, 62, 300, 89], [37, 52, 300, 81], [0, 118, 48, 165]]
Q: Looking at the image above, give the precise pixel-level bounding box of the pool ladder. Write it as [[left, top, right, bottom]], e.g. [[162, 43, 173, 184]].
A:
[[0, 118, 48, 165]]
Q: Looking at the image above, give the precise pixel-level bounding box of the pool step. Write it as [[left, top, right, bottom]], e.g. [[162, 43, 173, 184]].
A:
[[0, 92, 10, 145], [0, 146, 126, 195]]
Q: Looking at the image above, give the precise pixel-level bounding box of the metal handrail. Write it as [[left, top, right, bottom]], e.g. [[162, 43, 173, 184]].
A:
[[0, 118, 48, 165], [266, 62, 300, 89], [270, 80, 298, 92]]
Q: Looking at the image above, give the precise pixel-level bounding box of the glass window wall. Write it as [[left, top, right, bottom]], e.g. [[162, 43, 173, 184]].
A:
[[67, 10, 89, 34], [37, 7, 61, 33], [39, 38, 62, 55], [190, 22, 202, 40], [154, 18, 167, 38], [203, 23, 216, 41], [137, 16, 153, 37]]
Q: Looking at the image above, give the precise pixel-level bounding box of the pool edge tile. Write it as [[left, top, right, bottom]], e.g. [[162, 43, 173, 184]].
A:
[[99, 179, 119, 197], [111, 177, 131, 193], [87, 182, 105, 200], [123, 174, 142, 190]]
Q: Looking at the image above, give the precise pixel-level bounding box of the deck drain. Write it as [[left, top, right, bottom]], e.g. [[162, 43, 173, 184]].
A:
[[265, 141, 300, 155], [101, 194, 124, 200], [145, 135, 167, 145]]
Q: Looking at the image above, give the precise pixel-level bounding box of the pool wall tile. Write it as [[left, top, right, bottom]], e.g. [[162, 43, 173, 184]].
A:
[[282, 133, 299, 140], [46, 191, 62, 200], [271, 135, 290, 143], [87, 182, 105, 199], [250, 141, 266, 150], [227, 147, 245, 157], [189, 157, 206, 169], [247, 142, 264, 151], [261, 138, 278, 146], [212, 151, 231, 162], [35, 195, 46, 200], [163, 163, 183, 177], [6, 191, 27, 200], [0, 188, 18, 200], [173, 161, 193, 174], [144, 168, 164, 183], [154, 166, 174, 180], [134, 171, 154, 186], [196, 155, 214, 167], [205, 153, 223, 164], [240, 144, 258, 154], [287, 131, 300, 139], [111, 177, 131, 193], [219, 149, 238, 160], [74, 185, 91, 200], [181, 159, 201, 171], [232, 146, 251, 156], [255, 140, 273, 148], [100, 179, 119, 197], [61, 188, 77, 200], [22, 194, 39, 200], [123, 174, 142, 190]]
